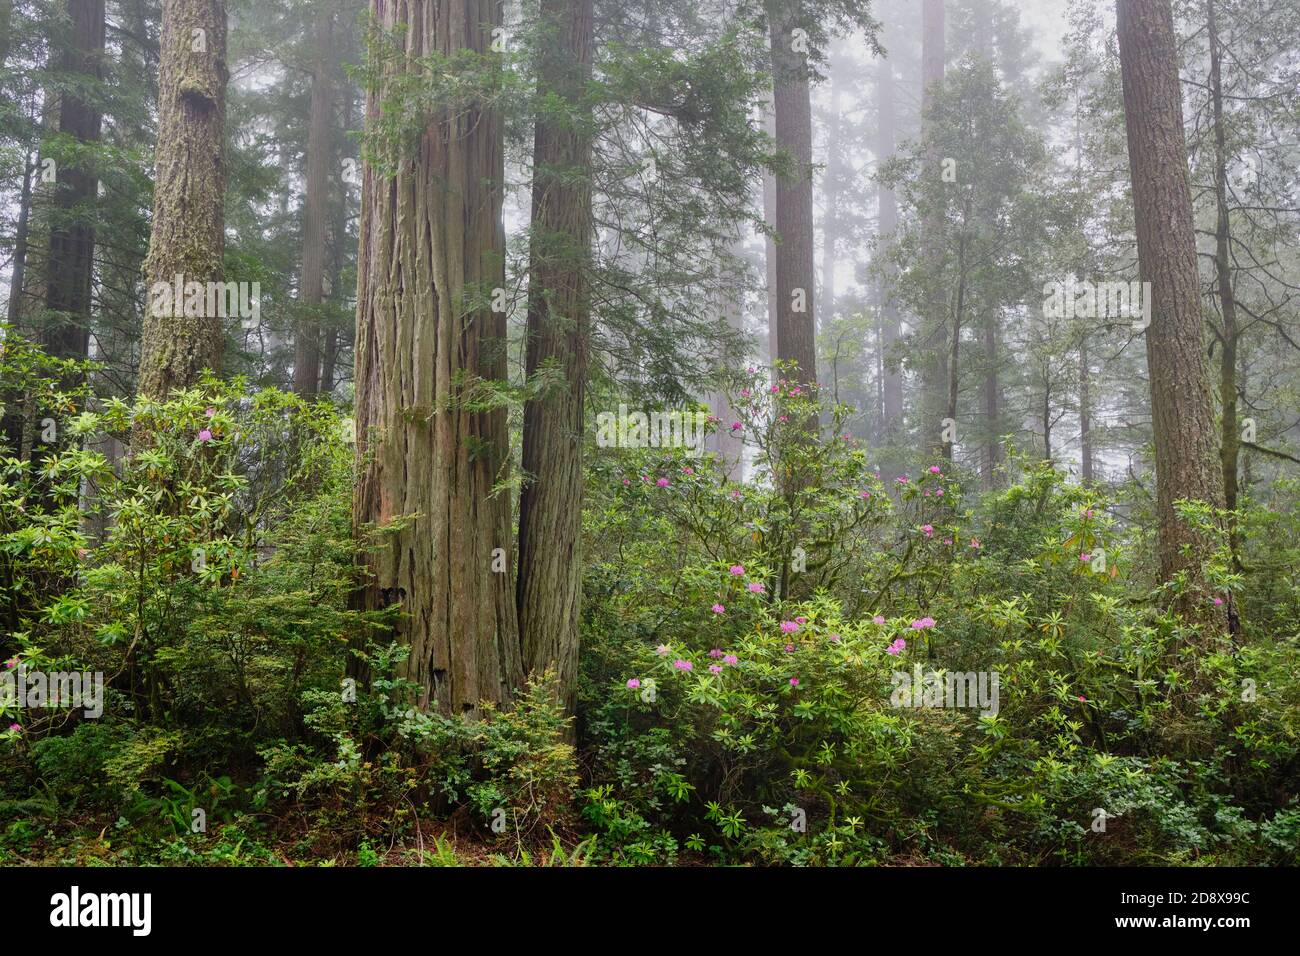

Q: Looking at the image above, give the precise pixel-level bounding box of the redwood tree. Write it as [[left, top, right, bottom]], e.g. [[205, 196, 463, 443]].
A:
[[517, 0, 594, 709], [352, 0, 521, 713], [1116, 0, 1225, 590]]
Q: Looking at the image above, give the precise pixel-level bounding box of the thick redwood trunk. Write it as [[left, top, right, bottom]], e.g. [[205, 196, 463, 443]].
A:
[[353, 0, 521, 713], [1116, 0, 1225, 590], [138, 0, 228, 400], [517, 0, 594, 709]]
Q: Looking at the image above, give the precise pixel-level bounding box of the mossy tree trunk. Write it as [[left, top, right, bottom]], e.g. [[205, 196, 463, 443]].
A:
[[138, 0, 228, 401]]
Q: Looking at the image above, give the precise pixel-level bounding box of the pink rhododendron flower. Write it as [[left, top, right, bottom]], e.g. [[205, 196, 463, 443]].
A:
[[909, 617, 936, 630], [780, 620, 799, 633], [970, 538, 981, 549], [712, 604, 725, 614], [795, 616, 807, 625], [872, 615, 886, 626], [682, 467, 694, 476], [887, 638, 906, 655], [656, 645, 670, 656], [935, 488, 944, 497], [747, 582, 764, 593], [198, 428, 213, 443], [709, 665, 723, 674], [860, 490, 871, 499], [784, 644, 795, 653], [1079, 553, 1091, 562], [730, 422, 742, 432], [922, 524, 934, 538], [7, 724, 19, 733], [741, 389, 752, 398], [1213, 597, 1224, 606], [829, 633, 841, 642], [723, 654, 738, 665], [656, 477, 670, 487], [730, 489, 741, 499], [708, 648, 723, 658], [204, 407, 216, 418], [789, 678, 800, 687], [673, 659, 693, 671], [626, 678, 641, 689], [729, 565, 745, 575]]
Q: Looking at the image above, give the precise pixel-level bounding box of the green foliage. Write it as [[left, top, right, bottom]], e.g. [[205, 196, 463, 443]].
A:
[[575, 385, 1300, 865]]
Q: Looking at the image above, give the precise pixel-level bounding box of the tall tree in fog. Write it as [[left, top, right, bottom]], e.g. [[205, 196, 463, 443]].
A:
[[292, 0, 336, 400], [765, 0, 818, 386], [918, 0, 946, 456], [42, 0, 104, 368], [1116, 0, 1225, 598]]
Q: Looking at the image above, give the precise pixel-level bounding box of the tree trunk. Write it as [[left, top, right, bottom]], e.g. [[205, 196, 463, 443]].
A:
[[766, 0, 817, 386], [517, 0, 593, 711], [763, 103, 778, 365], [982, 308, 999, 487], [710, 237, 746, 482], [821, 58, 839, 323], [5, 151, 33, 324], [945, 215, 968, 460], [43, 0, 105, 367], [1207, 0, 1241, 577], [876, 58, 903, 437], [1116, 0, 1225, 591], [352, 0, 521, 714], [293, 2, 335, 400], [920, 0, 947, 455], [1079, 333, 1093, 483], [138, 0, 228, 401]]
